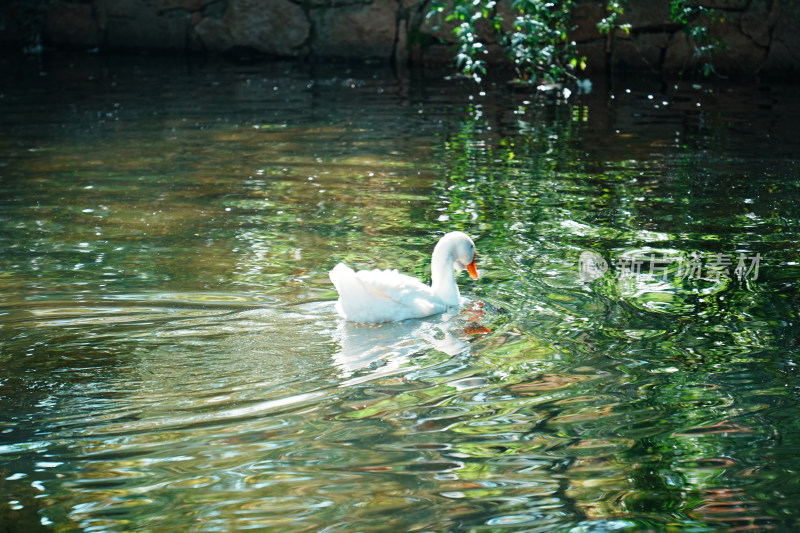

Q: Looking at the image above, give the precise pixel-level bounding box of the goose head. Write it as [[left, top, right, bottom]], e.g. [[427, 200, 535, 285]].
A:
[[448, 234, 479, 279], [431, 231, 479, 306]]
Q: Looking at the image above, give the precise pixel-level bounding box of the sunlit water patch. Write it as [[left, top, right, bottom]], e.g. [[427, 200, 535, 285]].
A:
[[1, 55, 800, 531]]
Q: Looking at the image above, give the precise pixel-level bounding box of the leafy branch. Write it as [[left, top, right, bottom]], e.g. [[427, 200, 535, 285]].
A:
[[669, 0, 724, 75], [427, 0, 586, 84], [426, 0, 725, 84]]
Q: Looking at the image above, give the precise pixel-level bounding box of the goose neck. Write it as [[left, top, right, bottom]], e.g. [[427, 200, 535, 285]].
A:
[[430, 247, 460, 306]]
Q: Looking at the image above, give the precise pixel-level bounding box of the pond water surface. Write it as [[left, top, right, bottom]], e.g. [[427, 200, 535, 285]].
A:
[[1, 54, 800, 532]]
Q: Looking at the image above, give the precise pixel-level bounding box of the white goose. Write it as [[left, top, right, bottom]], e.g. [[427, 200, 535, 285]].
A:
[[329, 231, 479, 323]]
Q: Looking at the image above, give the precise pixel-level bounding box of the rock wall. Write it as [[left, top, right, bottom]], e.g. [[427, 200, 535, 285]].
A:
[[572, 0, 791, 75], [3, 0, 799, 76]]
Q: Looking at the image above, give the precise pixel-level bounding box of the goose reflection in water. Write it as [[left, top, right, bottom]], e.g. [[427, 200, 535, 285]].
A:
[[331, 305, 490, 387]]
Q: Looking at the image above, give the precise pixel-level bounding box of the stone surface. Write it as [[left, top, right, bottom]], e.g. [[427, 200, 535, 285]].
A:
[[741, 0, 779, 48], [616, 0, 675, 30], [691, 0, 749, 9], [96, 0, 190, 50], [311, 1, 398, 59], [570, 2, 606, 43], [194, 0, 310, 57], [613, 31, 671, 72], [664, 11, 769, 74], [2, 0, 798, 76], [156, 0, 218, 12], [763, 2, 800, 71], [43, 2, 100, 48]]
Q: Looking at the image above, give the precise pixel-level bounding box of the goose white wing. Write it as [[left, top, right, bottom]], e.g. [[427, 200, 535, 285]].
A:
[[330, 263, 447, 323]]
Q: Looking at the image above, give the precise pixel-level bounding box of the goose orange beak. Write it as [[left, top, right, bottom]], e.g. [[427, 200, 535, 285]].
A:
[[466, 259, 479, 280]]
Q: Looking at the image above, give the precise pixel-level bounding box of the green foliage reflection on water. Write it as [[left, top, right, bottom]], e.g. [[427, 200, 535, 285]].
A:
[[1, 58, 800, 531], [421, 83, 800, 529]]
